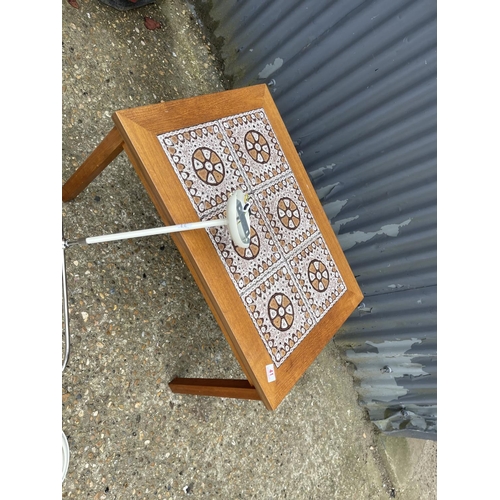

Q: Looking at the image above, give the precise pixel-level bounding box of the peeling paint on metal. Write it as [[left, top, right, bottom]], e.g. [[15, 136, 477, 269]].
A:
[[322, 198, 348, 219], [316, 182, 340, 201], [345, 338, 429, 404], [380, 219, 412, 237], [308, 162, 336, 181], [373, 405, 434, 434], [332, 215, 359, 234], [356, 302, 373, 313], [258, 57, 284, 79], [337, 218, 412, 250]]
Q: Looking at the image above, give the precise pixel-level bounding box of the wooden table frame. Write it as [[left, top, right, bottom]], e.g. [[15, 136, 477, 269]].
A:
[[62, 84, 363, 410]]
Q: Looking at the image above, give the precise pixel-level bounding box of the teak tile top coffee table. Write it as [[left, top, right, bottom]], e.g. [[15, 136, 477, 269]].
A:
[[63, 84, 363, 410]]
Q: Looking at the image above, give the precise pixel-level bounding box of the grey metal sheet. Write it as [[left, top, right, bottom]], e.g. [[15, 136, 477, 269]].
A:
[[199, 0, 437, 438]]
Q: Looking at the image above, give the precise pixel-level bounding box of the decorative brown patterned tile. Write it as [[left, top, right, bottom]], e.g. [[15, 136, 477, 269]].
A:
[[158, 122, 247, 218], [289, 237, 347, 320], [220, 109, 290, 187], [256, 174, 319, 255], [242, 265, 314, 367]]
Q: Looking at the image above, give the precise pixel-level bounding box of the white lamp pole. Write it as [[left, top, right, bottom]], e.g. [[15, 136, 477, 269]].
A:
[[63, 190, 251, 249]]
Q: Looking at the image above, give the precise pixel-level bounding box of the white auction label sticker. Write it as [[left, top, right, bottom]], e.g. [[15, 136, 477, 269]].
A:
[[266, 364, 276, 383]]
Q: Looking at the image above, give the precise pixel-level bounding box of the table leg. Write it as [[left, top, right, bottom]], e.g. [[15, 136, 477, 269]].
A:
[[63, 126, 124, 202], [169, 378, 261, 401]]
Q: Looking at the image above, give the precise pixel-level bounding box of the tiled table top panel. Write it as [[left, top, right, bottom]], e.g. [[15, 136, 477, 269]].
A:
[[158, 109, 347, 367]]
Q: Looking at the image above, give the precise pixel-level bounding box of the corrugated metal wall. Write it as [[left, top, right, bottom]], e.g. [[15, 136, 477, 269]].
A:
[[193, 0, 437, 439]]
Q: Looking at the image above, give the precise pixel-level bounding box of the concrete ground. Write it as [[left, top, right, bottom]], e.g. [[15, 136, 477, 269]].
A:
[[62, 1, 437, 498]]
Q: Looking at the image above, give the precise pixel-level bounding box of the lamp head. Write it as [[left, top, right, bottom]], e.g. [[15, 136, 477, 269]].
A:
[[227, 190, 251, 248]]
